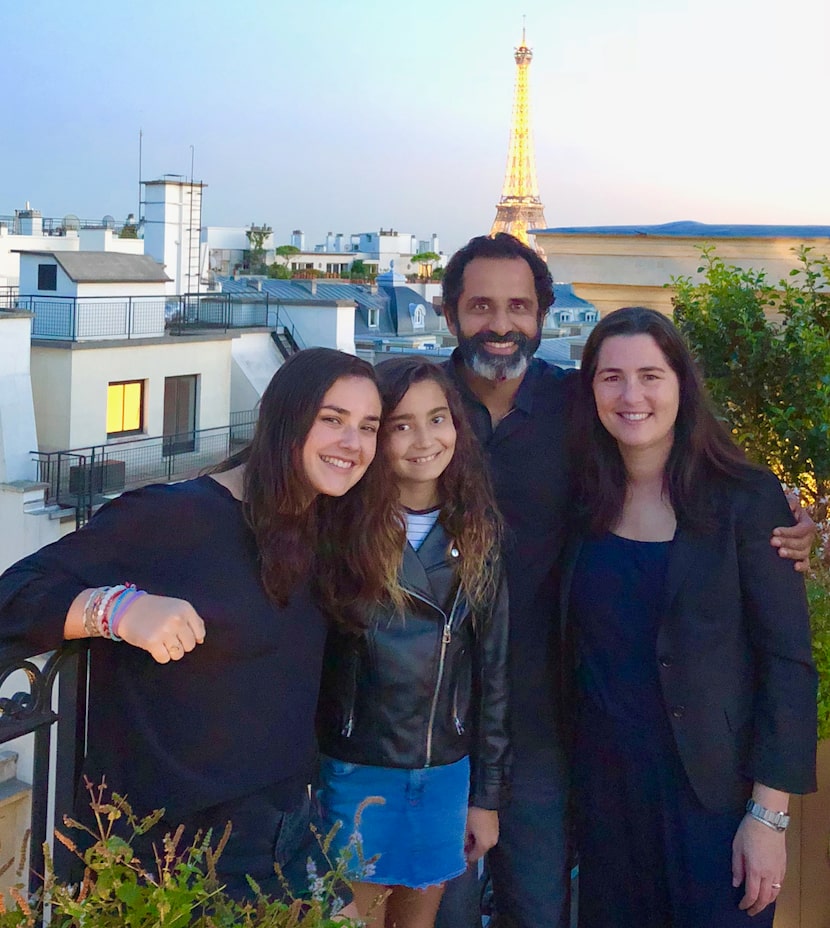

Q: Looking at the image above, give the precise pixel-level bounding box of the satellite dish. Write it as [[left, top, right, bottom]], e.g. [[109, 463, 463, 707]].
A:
[[63, 214, 80, 231], [102, 214, 116, 229]]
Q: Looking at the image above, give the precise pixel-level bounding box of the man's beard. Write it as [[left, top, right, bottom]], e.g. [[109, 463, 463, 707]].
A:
[[456, 329, 541, 382]]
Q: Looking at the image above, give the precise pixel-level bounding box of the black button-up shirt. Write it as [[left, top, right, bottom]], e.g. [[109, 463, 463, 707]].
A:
[[445, 352, 578, 784]]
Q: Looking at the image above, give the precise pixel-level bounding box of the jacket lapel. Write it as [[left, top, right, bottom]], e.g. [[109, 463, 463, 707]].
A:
[[401, 542, 434, 603], [412, 522, 456, 611], [660, 524, 710, 615], [559, 534, 584, 645]]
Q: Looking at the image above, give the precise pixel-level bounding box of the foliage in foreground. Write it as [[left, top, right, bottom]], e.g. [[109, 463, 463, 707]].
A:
[[672, 245, 830, 520], [807, 510, 830, 742], [0, 782, 369, 928]]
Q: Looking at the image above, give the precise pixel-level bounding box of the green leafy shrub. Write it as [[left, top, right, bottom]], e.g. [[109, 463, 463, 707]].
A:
[[0, 782, 368, 927], [808, 570, 830, 742], [672, 245, 830, 518], [807, 507, 830, 742]]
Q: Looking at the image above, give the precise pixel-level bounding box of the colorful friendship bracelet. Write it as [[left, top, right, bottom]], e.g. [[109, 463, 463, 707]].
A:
[[109, 587, 146, 640]]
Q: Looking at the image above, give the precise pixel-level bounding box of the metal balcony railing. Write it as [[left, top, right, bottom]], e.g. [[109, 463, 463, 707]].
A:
[[0, 286, 19, 309], [2, 285, 317, 348], [0, 214, 129, 235], [9, 291, 309, 342], [0, 641, 89, 906], [33, 411, 258, 526]]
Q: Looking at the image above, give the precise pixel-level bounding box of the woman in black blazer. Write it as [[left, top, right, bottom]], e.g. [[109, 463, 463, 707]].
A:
[[564, 307, 817, 928]]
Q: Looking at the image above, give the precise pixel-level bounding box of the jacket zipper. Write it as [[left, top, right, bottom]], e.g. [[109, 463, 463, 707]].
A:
[[423, 585, 464, 766]]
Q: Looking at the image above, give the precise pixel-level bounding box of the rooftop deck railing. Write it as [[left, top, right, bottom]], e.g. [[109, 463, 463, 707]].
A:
[[0, 286, 19, 309], [33, 410, 258, 526], [10, 292, 306, 342], [4, 280, 323, 346], [0, 215, 127, 235]]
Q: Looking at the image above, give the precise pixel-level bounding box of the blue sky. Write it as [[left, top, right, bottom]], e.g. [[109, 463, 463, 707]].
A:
[[2, 0, 827, 253]]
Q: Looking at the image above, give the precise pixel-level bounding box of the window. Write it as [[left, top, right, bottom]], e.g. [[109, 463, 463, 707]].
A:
[[162, 375, 198, 455], [107, 381, 144, 437], [368, 307, 379, 328], [37, 264, 57, 291]]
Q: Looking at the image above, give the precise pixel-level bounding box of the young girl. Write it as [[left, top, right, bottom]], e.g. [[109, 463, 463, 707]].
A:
[[317, 357, 510, 928]]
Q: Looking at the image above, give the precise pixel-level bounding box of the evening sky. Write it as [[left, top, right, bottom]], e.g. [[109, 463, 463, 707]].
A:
[[1, 0, 827, 252]]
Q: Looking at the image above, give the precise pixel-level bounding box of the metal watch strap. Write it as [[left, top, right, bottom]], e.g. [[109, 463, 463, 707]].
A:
[[745, 799, 790, 832]]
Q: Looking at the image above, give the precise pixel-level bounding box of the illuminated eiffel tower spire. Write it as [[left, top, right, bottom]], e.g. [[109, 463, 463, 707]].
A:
[[490, 22, 547, 250]]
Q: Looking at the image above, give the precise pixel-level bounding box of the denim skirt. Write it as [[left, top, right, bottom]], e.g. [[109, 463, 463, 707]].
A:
[[318, 754, 470, 889]]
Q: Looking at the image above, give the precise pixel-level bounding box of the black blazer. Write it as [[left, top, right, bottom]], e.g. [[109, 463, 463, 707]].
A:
[[560, 467, 818, 814]]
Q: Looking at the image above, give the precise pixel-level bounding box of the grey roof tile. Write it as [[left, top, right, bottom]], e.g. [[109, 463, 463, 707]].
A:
[[21, 250, 170, 282]]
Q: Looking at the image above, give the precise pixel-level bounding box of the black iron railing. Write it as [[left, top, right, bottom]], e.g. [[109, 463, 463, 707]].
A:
[[33, 411, 258, 525], [0, 642, 89, 901]]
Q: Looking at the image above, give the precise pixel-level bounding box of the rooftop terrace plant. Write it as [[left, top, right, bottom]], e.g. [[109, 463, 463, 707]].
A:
[[0, 781, 366, 928]]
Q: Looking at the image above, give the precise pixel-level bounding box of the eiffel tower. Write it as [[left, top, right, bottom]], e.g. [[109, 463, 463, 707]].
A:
[[490, 25, 547, 251]]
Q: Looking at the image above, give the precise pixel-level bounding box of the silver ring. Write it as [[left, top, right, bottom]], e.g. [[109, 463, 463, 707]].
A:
[[771, 883, 782, 890]]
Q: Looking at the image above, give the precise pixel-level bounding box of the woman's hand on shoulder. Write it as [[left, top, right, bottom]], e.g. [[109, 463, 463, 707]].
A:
[[117, 594, 206, 664], [731, 814, 786, 916], [464, 806, 499, 863], [770, 490, 816, 572]]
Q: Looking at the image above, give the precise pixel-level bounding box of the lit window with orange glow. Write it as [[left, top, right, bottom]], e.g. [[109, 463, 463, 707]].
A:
[[107, 381, 144, 436]]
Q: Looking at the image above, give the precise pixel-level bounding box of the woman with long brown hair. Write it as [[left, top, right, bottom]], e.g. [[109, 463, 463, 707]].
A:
[[0, 347, 403, 900], [564, 308, 817, 927], [317, 357, 510, 928]]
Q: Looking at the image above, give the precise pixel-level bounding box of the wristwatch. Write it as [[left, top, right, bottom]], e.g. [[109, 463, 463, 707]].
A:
[[746, 799, 790, 832]]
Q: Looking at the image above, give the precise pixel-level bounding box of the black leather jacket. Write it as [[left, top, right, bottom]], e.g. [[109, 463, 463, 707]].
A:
[[317, 522, 511, 810]]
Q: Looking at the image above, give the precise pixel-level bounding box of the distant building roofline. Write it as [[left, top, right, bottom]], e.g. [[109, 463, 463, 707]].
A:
[[535, 220, 830, 239], [142, 177, 207, 188], [15, 250, 170, 283]]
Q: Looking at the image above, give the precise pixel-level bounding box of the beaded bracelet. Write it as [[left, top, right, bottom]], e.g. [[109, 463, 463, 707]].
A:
[[82, 588, 105, 637], [96, 586, 127, 640], [81, 583, 147, 640]]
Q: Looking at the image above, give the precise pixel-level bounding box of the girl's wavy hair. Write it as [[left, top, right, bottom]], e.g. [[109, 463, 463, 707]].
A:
[[573, 306, 758, 534], [375, 357, 502, 610], [215, 348, 405, 631]]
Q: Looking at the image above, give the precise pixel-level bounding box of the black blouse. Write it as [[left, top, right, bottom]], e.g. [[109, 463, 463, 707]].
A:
[[0, 476, 328, 821]]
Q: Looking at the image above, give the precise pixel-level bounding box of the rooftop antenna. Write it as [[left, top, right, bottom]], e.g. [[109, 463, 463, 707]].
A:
[[187, 144, 198, 295], [138, 129, 143, 231]]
